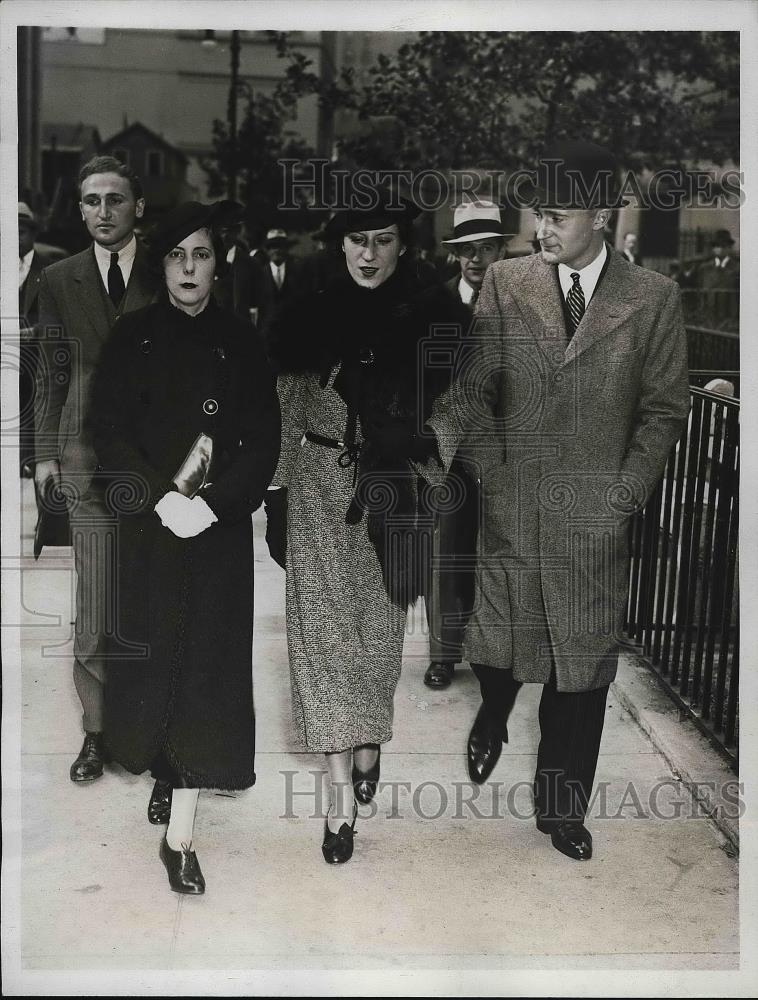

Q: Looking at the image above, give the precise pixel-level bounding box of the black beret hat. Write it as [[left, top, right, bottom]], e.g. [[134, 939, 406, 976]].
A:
[[148, 200, 243, 262], [322, 180, 422, 239]]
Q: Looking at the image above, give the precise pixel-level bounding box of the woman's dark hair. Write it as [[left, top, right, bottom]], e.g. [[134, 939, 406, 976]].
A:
[[147, 225, 229, 280], [331, 218, 415, 255], [78, 155, 144, 201]]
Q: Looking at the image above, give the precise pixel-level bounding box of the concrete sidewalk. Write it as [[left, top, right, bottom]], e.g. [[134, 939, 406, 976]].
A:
[[8, 479, 739, 987]]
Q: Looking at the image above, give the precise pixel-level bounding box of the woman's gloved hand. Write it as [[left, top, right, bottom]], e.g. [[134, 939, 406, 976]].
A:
[[361, 416, 436, 461], [264, 488, 287, 569], [155, 491, 218, 538]]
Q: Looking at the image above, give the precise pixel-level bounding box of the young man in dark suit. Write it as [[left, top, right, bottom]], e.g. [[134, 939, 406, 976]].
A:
[[18, 201, 68, 475], [423, 203, 510, 690], [252, 228, 304, 330], [460, 143, 690, 860], [35, 156, 158, 782]]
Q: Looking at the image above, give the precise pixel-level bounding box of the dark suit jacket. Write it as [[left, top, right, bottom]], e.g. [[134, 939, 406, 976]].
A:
[[212, 242, 254, 321], [252, 257, 305, 331], [35, 241, 158, 487], [20, 244, 68, 334], [446, 273, 480, 315]]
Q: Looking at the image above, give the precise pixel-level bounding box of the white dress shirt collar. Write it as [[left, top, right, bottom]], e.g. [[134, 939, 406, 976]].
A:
[[270, 260, 286, 288], [557, 242, 608, 305], [458, 275, 477, 305], [19, 248, 34, 288], [93, 234, 137, 293]]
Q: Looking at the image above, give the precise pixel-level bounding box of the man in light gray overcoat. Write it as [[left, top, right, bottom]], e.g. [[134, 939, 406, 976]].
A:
[[460, 142, 690, 860]]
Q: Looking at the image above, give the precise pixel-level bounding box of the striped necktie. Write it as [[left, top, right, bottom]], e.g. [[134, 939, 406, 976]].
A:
[[566, 271, 585, 336]]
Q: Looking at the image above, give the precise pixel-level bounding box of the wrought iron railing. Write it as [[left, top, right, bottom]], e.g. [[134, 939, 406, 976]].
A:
[[680, 288, 738, 334], [626, 384, 739, 767], [686, 325, 740, 372]]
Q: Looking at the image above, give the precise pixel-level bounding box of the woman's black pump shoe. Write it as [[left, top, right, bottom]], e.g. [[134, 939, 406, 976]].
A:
[[159, 835, 206, 894], [352, 745, 381, 804], [322, 804, 357, 864], [148, 779, 173, 825]]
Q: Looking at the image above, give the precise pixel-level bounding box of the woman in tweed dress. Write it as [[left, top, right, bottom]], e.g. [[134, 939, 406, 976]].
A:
[[265, 188, 470, 863]]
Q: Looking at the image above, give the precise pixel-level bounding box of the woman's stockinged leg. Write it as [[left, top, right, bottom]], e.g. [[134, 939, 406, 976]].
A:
[[166, 788, 200, 850], [353, 743, 379, 773], [324, 750, 355, 833]]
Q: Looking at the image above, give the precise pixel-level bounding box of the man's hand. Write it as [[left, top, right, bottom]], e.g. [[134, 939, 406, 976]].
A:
[[34, 459, 61, 493]]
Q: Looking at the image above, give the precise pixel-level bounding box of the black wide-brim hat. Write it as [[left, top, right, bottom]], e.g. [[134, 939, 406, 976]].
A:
[[148, 200, 243, 261], [523, 141, 628, 210], [711, 228, 735, 246], [322, 180, 422, 239]]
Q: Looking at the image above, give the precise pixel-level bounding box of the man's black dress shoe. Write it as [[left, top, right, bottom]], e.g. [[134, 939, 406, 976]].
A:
[[322, 804, 357, 864], [424, 661, 455, 689], [352, 746, 380, 804], [148, 779, 173, 825], [70, 733, 107, 782], [536, 818, 593, 860], [467, 705, 506, 784], [159, 835, 206, 894]]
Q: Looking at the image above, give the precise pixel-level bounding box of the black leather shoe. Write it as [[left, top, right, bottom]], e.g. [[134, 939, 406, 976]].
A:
[[322, 804, 357, 864], [70, 733, 107, 782], [159, 835, 206, 894], [352, 745, 380, 804], [148, 779, 173, 825], [467, 705, 506, 784], [536, 818, 593, 860], [424, 661, 455, 689]]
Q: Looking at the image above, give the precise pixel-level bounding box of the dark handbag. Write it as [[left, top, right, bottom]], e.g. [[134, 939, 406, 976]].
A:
[[33, 478, 71, 559], [172, 433, 214, 498]]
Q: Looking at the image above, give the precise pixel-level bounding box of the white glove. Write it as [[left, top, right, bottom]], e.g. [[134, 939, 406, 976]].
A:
[[154, 492, 218, 538]]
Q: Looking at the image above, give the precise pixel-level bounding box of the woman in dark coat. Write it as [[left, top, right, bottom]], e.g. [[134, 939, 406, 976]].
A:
[[89, 201, 280, 894], [264, 186, 470, 864]]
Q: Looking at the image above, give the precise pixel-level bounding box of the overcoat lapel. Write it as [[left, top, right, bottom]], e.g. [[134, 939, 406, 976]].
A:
[[120, 243, 155, 315], [507, 255, 567, 369], [72, 247, 113, 341], [564, 251, 639, 365]]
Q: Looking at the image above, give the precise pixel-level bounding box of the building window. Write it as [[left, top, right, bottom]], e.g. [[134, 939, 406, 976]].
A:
[[147, 150, 164, 177], [112, 148, 129, 166]]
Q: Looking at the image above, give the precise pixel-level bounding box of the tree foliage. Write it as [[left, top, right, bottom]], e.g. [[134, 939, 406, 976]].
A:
[[331, 31, 739, 172], [203, 30, 738, 219]]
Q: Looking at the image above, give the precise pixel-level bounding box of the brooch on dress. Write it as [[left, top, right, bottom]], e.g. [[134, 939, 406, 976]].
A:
[[359, 347, 374, 365]]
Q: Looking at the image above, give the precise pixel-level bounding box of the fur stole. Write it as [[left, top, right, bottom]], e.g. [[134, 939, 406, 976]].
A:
[[266, 270, 470, 608]]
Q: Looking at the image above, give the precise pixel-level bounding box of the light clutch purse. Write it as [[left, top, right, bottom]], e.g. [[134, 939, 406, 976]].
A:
[[172, 433, 214, 498]]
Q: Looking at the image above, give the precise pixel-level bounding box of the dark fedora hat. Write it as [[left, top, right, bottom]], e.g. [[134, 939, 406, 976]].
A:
[[525, 141, 628, 210], [148, 200, 243, 261], [323, 180, 422, 239], [711, 228, 735, 246], [264, 227, 297, 248]]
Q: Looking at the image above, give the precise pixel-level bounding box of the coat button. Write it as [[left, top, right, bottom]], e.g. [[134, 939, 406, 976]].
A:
[[203, 398, 219, 415]]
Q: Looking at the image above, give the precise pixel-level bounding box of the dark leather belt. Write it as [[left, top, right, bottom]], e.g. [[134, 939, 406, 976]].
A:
[[305, 430, 362, 481], [304, 431, 344, 449]]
